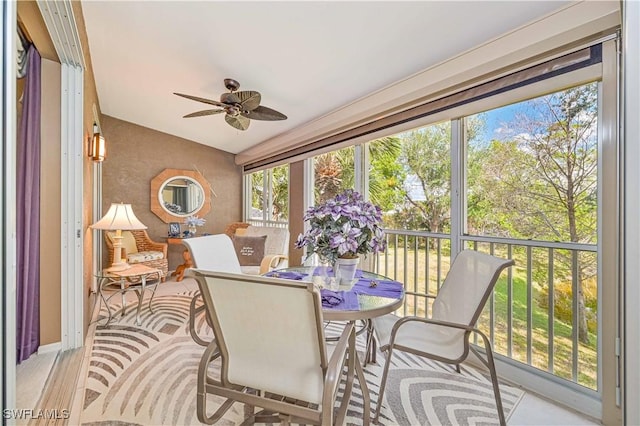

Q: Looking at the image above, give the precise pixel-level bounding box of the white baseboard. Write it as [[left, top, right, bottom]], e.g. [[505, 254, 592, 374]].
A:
[[37, 342, 62, 355]]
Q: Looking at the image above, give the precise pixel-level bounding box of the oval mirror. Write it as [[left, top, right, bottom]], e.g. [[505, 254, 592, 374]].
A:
[[158, 176, 204, 217], [150, 168, 212, 223]]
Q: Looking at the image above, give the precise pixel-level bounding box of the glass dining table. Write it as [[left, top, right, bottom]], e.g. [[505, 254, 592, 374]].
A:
[[264, 266, 405, 364]]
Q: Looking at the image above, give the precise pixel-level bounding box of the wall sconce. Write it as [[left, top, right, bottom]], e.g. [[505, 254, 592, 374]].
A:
[[89, 122, 106, 162]]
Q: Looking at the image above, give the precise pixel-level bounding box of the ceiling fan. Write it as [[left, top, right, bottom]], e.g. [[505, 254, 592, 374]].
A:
[[174, 78, 287, 131]]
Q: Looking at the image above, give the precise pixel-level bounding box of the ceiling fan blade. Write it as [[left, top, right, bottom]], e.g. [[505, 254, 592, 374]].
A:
[[242, 105, 287, 121], [174, 92, 226, 108], [183, 109, 225, 118], [235, 91, 261, 111], [225, 113, 250, 131]]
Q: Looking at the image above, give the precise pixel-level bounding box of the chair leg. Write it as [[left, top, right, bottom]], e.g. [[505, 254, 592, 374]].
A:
[[335, 331, 356, 425], [476, 331, 506, 426], [354, 346, 371, 425], [373, 345, 395, 424], [196, 341, 229, 424], [456, 364, 461, 373]]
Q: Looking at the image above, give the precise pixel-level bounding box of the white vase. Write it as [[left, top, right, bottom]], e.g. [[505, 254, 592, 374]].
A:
[[334, 257, 359, 288], [188, 225, 197, 236]]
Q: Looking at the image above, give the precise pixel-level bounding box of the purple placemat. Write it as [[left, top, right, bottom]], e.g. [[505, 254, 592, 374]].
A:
[[320, 289, 360, 310], [265, 270, 307, 280], [352, 278, 403, 298]]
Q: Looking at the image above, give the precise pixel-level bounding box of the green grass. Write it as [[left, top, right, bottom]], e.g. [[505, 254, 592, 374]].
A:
[[375, 246, 598, 390]]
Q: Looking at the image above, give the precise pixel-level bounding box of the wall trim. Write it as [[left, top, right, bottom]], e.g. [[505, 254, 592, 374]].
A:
[[37, 342, 62, 355], [623, 0, 640, 424]]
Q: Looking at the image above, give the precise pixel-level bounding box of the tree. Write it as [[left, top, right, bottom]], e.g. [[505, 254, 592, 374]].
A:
[[398, 123, 451, 233]]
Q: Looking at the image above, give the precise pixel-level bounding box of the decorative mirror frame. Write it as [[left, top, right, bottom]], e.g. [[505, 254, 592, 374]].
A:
[[150, 168, 212, 223]]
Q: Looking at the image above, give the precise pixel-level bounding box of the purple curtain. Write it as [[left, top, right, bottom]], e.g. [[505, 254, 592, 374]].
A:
[[16, 45, 41, 363]]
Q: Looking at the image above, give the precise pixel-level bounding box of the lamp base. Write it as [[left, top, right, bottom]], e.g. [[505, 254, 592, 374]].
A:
[[106, 262, 131, 272]]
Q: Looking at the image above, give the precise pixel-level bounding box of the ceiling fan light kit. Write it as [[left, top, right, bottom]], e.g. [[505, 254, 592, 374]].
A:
[[174, 78, 287, 131]]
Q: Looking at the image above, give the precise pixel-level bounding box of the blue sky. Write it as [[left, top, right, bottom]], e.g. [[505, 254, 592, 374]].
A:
[[477, 102, 522, 143]]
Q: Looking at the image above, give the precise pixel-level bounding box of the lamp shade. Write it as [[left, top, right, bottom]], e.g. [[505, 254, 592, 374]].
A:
[[91, 203, 147, 231]]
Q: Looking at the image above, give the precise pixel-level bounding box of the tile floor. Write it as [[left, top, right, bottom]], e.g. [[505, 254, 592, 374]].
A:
[[16, 351, 57, 409], [15, 275, 602, 425]]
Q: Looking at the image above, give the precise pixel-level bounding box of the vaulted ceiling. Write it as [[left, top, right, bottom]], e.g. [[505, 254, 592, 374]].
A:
[[82, 1, 572, 155]]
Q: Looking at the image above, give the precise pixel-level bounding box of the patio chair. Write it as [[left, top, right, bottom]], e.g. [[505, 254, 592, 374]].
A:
[[372, 250, 515, 425], [192, 270, 370, 425], [182, 234, 242, 346]]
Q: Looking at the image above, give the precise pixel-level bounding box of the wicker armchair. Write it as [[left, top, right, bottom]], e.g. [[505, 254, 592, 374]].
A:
[[224, 221, 250, 237], [105, 230, 168, 279]]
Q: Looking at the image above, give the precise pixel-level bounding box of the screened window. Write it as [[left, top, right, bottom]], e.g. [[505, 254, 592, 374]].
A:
[[313, 146, 355, 204], [465, 82, 598, 244], [367, 123, 451, 232], [247, 164, 289, 224]]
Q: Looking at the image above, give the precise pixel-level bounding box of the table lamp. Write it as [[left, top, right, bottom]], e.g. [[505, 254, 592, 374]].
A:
[[91, 203, 147, 271]]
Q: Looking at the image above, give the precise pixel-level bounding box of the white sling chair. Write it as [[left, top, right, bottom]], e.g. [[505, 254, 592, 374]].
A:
[[182, 234, 242, 346], [192, 270, 370, 425], [372, 250, 515, 425]]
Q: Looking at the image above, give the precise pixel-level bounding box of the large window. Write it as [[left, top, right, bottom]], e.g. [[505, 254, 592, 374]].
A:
[[465, 82, 599, 390], [365, 81, 602, 394]]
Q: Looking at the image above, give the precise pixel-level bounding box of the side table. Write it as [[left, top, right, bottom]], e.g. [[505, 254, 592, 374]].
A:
[[96, 264, 163, 326], [167, 237, 193, 282]]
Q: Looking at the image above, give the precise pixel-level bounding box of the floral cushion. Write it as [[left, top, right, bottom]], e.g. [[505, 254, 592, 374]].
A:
[[127, 251, 164, 264]]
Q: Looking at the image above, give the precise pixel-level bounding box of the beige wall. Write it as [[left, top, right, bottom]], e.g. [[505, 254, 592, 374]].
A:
[[39, 59, 62, 345], [101, 116, 242, 270]]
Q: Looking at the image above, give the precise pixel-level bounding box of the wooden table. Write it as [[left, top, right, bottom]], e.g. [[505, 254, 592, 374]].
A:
[[167, 237, 193, 282]]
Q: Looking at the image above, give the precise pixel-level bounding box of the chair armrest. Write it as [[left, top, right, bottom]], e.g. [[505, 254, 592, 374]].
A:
[[391, 316, 474, 335], [145, 241, 168, 257], [259, 254, 289, 275], [323, 322, 354, 405]]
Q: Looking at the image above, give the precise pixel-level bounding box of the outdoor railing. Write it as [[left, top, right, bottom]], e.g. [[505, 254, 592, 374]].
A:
[[246, 219, 289, 228], [373, 228, 598, 391]]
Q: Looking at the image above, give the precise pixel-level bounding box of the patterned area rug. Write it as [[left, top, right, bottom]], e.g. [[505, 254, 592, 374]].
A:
[[78, 285, 524, 425]]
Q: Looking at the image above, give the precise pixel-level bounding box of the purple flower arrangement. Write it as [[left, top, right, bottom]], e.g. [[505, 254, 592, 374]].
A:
[[295, 190, 386, 264]]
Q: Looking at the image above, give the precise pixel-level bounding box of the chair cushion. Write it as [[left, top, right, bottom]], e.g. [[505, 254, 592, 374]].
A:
[[232, 235, 267, 266], [373, 314, 466, 361], [240, 265, 261, 275], [127, 250, 164, 264]]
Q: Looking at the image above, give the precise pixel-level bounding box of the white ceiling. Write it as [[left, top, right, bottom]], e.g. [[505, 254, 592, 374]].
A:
[[82, 1, 572, 155]]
